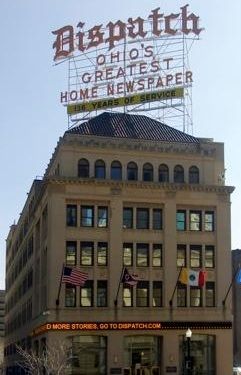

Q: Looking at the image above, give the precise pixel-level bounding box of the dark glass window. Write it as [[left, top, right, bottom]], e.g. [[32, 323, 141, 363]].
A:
[[97, 206, 108, 227], [152, 281, 162, 307], [153, 209, 162, 229], [136, 208, 149, 229], [190, 245, 202, 268], [136, 281, 149, 307], [143, 163, 153, 181], [205, 245, 215, 268], [81, 206, 94, 227], [159, 164, 169, 182], [80, 281, 93, 307], [190, 211, 202, 231], [78, 158, 89, 178], [65, 285, 76, 307], [204, 211, 214, 231], [177, 244, 186, 267], [136, 243, 149, 267], [189, 166, 199, 183], [95, 160, 106, 179], [177, 284, 187, 307], [152, 244, 162, 267], [206, 282, 215, 307], [176, 210, 186, 231], [174, 165, 184, 183], [97, 242, 108, 266], [190, 287, 202, 307], [97, 280, 107, 307], [127, 162, 138, 181], [111, 160, 122, 180], [123, 286, 133, 307], [66, 241, 77, 266], [66, 205, 77, 227], [123, 243, 133, 266], [80, 242, 94, 266], [123, 208, 133, 229]]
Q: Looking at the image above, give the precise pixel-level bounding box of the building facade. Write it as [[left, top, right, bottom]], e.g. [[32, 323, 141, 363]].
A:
[[0, 290, 5, 373], [232, 249, 241, 367], [5, 112, 234, 374]]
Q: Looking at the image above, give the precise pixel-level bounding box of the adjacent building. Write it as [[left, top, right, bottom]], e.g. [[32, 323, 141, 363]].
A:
[[232, 249, 241, 367], [4, 112, 234, 374], [0, 290, 5, 373]]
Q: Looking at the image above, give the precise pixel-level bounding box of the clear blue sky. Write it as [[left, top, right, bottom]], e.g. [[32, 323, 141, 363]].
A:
[[1, 0, 240, 289]]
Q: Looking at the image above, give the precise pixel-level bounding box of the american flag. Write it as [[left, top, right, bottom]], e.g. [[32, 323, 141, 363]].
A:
[[62, 266, 88, 286]]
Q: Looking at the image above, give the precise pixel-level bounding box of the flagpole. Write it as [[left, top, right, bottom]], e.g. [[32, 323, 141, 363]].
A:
[[114, 265, 125, 307], [169, 266, 183, 308], [56, 264, 65, 307], [222, 265, 240, 307]]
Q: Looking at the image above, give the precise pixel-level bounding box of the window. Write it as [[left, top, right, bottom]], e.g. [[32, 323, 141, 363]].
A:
[[66, 241, 77, 266], [123, 243, 133, 266], [177, 284, 187, 307], [65, 285, 76, 307], [66, 205, 77, 227], [152, 244, 162, 267], [95, 160, 106, 179], [190, 245, 202, 268], [123, 287, 133, 307], [97, 206, 108, 227], [136, 281, 149, 307], [205, 246, 215, 268], [152, 281, 162, 307], [190, 287, 202, 307], [97, 281, 107, 307], [127, 162, 138, 181], [136, 208, 149, 229], [174, 165, 184, 183], [81, 206, 94, 227], [111, 160, 122, 180], [189, 166, 199, 183], [123, 208, 133, 229], [78, 158, 89, 178], [190, 211, 202, 231], [80, 242, 94, 266], [153, 209, 162, 230], [177, 244, 186, 267], [136, 243, 149, 267], [204, 211, 214, 231], [143, 163, 153, 181], [176, 210, 186, 231], [206, 282, 215, 307], [80, 281, 93, 307], [159, 164, 169, 182], [97, 242, 108, 266]]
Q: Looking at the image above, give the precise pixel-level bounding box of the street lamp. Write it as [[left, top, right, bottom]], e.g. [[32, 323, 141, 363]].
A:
[[185, 328, 192, 375]]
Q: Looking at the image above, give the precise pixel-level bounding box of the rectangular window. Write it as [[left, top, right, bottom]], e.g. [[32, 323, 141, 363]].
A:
[[177, 284, 187, 307], [80, 281, 93, 307], [80, 242, 94, 266], [176, 210, 186, 231], [206, 282, 215, 307], [177, 244, 186, 267], [205, 245, 215, 268], [153, 209, 162, 230], [97, 206, 108, 227], [204, 211, 214, 231], [97, 280, 107, 307], [190, 245, 202, 268], [136, 243, 149, 267], [66, 205, 77, 227], [152, 281, 162, 307], [190, 286, 202, 307], [81, 206, 94, 227], [136, 208, 149, 229], [65, 285, 76, 307], [123, 287, 133, 307], [97, 242, 108, 266], [152, 244, 162, 267], [136, 281, 149, 307], [190, 211, 202, 231], [123, 208, 133, 229], [123, 243, 133, 266], [66, 241, 77, 266]]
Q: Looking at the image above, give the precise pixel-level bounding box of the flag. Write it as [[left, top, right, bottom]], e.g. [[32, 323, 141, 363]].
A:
[[121, 268, 139, 286], [179, 268, 206, 287], [236, 269, 241, 284], [62, 266, 88, 286]]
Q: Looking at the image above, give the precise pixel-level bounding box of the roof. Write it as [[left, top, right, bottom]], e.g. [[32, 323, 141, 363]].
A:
[[65, 112, 199, 143]]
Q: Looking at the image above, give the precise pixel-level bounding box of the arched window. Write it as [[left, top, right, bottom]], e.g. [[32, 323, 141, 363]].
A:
[[159, 164, 169, 182], [189, 166, 199, 184], [111, 160, 122, 180], [143, 163, 153, 181], [78, 158, 89, 178], [174, 165, 184, 183], [127, 162, 138, 181], [95, 160, 106, 179]]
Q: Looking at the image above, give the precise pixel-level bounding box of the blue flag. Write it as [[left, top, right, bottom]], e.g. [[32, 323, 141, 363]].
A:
[[236, 269, 241, 284]]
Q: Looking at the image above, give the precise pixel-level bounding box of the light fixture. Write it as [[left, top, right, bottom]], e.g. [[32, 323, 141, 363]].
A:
[[185, 328, 192, 338]]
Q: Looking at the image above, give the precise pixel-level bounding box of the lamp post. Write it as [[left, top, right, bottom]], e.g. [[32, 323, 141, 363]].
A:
[[185, 328, 192, 375]]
